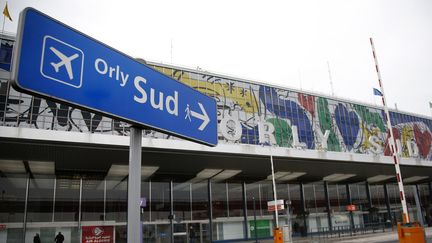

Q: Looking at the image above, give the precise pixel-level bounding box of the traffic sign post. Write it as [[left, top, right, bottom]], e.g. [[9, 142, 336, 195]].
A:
[[12, 8, 218, 243]]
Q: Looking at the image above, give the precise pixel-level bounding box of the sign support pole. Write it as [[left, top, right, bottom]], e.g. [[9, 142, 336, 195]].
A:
[[128, 127, 142, 243]]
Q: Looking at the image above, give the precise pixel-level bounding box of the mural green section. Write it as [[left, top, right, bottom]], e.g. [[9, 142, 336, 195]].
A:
[[317, 97, 341, 152], [267, 118, 292, 147], [353, 104, 386, 132]]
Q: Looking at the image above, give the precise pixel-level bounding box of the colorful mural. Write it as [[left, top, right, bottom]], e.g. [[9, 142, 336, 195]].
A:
[[150, 64, 432, 161], [0, 57, 431, 161]]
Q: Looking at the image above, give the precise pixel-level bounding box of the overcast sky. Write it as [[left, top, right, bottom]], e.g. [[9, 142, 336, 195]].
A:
[[4, 0, 432, 117]]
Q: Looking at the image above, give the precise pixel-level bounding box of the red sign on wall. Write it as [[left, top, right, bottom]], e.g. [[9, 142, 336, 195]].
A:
[[267, 200, 285, 212], [346, 204, 357, 212], [82, 226, 114, 243]]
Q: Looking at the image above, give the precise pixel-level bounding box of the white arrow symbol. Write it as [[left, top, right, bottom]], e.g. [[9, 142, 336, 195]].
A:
[[190, 103, 210, 131]]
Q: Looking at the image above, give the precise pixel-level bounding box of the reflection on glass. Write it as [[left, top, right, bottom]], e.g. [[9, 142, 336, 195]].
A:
[[260, 183, 273, 216], [0, 176, 27, 223], [141, 181, 150, 222], [228, 183, 243, 217], [370, 185, 386, 209], [81, 180, 104, 221], [192, 182, 208, 220], [54, 178, 80, 222], [151, 182, 170, 221], [173, 182, 191, 222], [106, 179, 127, 222], [328, 184, 339, 212], [349, 183, 368, 211], [142, 224, 156, 242], [337, 184, 348, 212], [304, 184, 316, 213], [27, 177, 54, 222], [211, 183, 227, 218], [246, 182, 261, 217], [314, 184, 326, 213]]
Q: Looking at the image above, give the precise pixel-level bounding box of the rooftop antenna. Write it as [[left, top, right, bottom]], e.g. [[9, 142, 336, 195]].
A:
[[327, 61, 335, 96]]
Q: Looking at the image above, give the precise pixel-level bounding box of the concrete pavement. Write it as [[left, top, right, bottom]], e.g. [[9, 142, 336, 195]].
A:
[[236, 226, 432, 243]]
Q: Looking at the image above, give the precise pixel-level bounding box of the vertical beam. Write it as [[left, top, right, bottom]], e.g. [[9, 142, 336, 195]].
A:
[[242, 182, 248, 240], [207, 179, 213, 242], [103, 179, 107, 221], [414, 185, 425, 226], [52, 177, 56, 222], [127, 127, 142, 243], [170, 181, 174, 243], [428, 182, 432, 205], [22, 175, 30, 242], [226, 182, 230, 218], [78, 178, 83, 228], [383, 184, 392, 223], [299, 183, 307, 233], [270, 155, 279, 228], [149, 181, 152, 222], [365, 181, 373, 209], [189, 183, 193, 221], [324, 181, 332, 232], [346, 184, 355, 230], [253, 197, 258, 242]]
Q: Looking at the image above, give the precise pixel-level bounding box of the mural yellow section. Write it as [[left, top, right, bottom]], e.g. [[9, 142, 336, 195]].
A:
[[151, 66, 259, 114], [359, 123, 382, 152], [401, 125, 414, 157]]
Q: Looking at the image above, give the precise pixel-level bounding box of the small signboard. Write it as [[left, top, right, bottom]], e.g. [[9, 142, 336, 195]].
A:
[[140, 197, 146, 208], [82, 226, 114, 243], [267, 199, 285, 212]]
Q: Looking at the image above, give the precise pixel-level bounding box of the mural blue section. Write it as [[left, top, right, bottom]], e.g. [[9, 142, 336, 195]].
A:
[[390, 111, 432, 132], [334, 104, 360, 150], [259, 86, 314, 149], [241, 124, 260, 145], [0, 39, 13, 71]]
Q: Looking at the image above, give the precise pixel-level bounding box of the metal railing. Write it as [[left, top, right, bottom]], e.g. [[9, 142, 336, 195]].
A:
[[314, 222, 394, 239]]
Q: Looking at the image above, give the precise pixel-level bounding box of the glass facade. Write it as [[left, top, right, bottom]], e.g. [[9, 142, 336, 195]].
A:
[[5, 171, 429, 242]]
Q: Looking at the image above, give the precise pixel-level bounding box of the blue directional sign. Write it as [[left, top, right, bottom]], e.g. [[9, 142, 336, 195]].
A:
[[11, 8, 218, 146]]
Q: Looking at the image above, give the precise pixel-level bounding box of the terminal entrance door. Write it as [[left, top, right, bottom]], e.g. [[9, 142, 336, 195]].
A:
[[142, 222, 206, 243]]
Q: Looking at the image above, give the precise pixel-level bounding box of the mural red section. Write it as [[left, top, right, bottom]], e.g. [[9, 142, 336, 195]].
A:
[[298, 93, 315, 115], [384, 128, 401, 156], [413, 124, 432, 158]]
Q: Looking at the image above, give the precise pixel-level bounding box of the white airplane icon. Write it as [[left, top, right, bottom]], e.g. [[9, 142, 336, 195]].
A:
[[49, 47, 79, 80]]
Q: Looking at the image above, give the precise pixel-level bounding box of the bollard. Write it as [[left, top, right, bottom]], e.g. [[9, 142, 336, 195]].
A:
[[397, 222, 426, 243], [273, 227, 283, 243]]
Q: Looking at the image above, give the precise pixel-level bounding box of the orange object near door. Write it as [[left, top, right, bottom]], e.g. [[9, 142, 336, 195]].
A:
[[273, 227, 283, 243], [397, 222, 426, 243]]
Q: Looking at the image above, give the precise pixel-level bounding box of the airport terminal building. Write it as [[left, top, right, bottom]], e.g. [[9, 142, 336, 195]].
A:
[[0, 33, 432, 242]]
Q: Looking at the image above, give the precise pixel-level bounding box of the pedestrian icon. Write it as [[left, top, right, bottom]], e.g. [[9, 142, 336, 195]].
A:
[[185, 104, 192, 122]]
